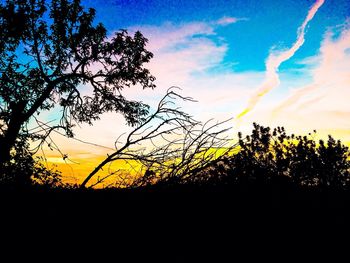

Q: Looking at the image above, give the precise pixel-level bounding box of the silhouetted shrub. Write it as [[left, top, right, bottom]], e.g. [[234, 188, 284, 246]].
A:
[[198, 123, 350, 189]]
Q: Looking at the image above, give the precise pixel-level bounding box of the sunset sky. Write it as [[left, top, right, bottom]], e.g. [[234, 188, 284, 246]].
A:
[[42, 0, 350, 182]]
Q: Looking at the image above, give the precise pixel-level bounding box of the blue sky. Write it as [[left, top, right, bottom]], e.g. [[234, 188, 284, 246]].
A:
[[80, 1, 350, 127], [68, 0, 350, 141], [42, 0, 350, 179], [82, 0, 349, 73]]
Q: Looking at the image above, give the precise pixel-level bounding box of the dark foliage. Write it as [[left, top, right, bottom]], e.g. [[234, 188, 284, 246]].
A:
[[0, 133, 62, 187]]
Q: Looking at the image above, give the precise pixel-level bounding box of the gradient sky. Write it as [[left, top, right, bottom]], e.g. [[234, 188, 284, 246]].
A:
[[42, 0, 350, 181]]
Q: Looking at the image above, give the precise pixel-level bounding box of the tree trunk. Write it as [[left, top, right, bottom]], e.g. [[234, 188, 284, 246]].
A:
[[0, 101, 26, 166], [0, 119, 22, 162]]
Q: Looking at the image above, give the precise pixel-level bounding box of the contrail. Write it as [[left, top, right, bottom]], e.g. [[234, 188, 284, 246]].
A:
[[273, 24, 350, 116], [237, 0, 325, 119]]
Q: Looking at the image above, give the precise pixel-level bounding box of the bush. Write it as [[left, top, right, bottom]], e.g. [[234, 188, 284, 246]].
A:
[[200, 123, 350, 189]]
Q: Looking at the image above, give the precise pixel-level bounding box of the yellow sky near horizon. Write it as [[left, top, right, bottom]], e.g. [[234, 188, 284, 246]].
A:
[[33, 1, 350, 185], [42, 125, 350, 187]]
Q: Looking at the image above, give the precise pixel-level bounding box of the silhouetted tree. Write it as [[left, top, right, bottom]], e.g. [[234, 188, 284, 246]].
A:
[[80, 88, 237, 188], [0, 0, 155, 183]]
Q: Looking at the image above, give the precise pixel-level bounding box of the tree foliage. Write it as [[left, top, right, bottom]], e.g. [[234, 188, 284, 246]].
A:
[[0, 133, 62, 187], [0, 0, 155, 184]]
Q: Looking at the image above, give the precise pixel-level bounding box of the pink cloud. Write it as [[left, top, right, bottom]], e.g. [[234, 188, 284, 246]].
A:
[[123, 19, 261, 121], [123, 20, 241, 101]]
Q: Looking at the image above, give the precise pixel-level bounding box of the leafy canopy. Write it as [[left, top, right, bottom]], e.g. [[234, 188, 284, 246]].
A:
[[0, 0, 155, 183], [0, 0, 155, 135]]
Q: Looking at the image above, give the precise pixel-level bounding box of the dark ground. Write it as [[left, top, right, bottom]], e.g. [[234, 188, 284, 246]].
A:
[[1, 182, 350, 261]]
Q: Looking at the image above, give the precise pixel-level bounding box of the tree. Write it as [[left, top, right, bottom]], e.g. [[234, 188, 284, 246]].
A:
[[0, 0, 155, 182], [80, 88, 237, 188]]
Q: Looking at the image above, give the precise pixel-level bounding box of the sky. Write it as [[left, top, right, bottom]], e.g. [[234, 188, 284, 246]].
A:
[[42, 0, 350, 182]]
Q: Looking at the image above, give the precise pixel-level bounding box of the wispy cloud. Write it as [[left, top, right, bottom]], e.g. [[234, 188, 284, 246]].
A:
[[272, 22, 350, 130], [237, 0, 325, 119], [216, 16, 247, 26], [124, 17, 256, 119], [226, 21, 350, 142]]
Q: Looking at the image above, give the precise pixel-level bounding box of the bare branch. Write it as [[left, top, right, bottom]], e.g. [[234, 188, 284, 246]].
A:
[[80, 89, 237, 188]]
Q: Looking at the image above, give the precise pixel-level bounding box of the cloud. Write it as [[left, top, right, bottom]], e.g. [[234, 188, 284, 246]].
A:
[[135, 22, 215, 52], [38, 10, 350, 181], [130, 18, 240, 76], [43, 17, 261, 175], [124, 18, 258, 120], [274, 23, 350, 115], [226, 20, 350, 147], [237, 0, 325, 119], [216, 16, 247, 26]]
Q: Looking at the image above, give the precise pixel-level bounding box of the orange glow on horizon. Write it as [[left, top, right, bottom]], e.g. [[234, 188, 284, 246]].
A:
[[44, 155, 143, 187], [45, 133, 350, 187]]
